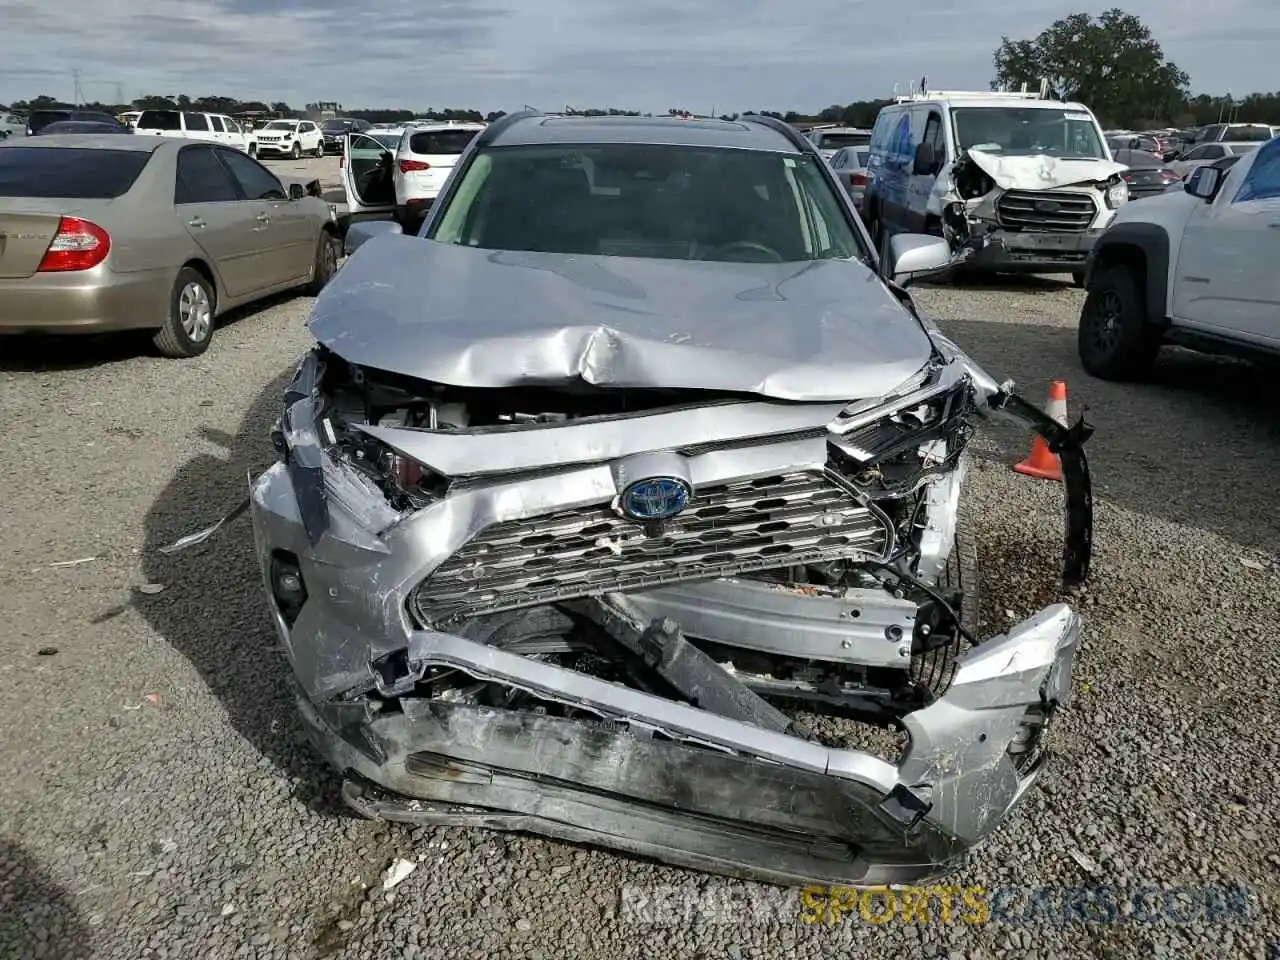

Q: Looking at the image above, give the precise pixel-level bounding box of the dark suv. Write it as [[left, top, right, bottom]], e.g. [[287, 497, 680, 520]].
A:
[[26, 109, 124, 136], [320, 117, 371, 154]]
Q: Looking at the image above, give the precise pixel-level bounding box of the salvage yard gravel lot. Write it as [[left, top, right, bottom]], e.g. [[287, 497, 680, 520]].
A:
[[2, 229, 1279, 956]]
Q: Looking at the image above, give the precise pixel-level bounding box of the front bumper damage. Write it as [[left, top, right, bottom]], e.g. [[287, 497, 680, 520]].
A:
[[931, 149, 1128, 275], [242, 344, 1092, 886]]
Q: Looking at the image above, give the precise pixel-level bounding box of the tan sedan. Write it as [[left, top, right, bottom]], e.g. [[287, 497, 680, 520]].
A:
[[0, 134, 341, 357]]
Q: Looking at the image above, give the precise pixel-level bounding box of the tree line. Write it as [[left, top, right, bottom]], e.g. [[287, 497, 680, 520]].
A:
[[4, 12, 1276, 132]]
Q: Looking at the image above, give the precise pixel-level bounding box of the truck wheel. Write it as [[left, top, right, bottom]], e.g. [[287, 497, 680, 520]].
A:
[[910, 517, 979, 697], [1078, 265, 1162, 380], [291, 142, 302, 159]]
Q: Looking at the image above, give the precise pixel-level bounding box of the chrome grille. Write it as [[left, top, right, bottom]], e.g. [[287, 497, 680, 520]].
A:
[[411, 471, 892, 624], [996, 190, 1096, 232]]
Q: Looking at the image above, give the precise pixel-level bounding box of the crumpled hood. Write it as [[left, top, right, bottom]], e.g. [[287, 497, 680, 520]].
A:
[[967, 149, 1127, 190], [310, 234, 935, 402]]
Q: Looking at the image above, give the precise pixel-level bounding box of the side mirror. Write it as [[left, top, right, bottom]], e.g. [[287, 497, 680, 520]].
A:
[[1185, 166, 1223, 202], [912, 142, 937, 177], [884, 233, 952, 287], [344, 219, 403, 256], [288, 182, 306, 201]]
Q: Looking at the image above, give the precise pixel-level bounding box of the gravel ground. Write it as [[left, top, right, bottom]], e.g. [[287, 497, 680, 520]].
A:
[[2, 224, 1278, 958]]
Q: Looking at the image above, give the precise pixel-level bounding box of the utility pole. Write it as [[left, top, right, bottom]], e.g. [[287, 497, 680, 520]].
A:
[[72, 69, 83, 106]]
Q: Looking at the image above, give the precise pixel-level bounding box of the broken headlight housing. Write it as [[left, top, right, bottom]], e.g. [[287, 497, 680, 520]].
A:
[[1105, 177, 1129, 208], [826, 365, 975, 497]]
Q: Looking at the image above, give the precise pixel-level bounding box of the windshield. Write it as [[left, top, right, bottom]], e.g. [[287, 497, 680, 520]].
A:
[[432, 143, 861, 263], [1228, 143, 1262, 155], [1225, 125, 1273, 142], [323, 119, 354, 131], [818, 132, 869, 149], [952, 107, 1106, 159], [263, 121, 296, 131]]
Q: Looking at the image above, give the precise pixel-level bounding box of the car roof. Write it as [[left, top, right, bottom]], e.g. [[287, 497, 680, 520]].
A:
[[813, 127, 870, 135], [892, 96, 1092, 112], [3, 134, 164, 152], [490, 114, 801, 152]]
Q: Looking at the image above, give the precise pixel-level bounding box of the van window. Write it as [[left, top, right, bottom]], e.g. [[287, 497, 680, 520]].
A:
[[951, 107, 1105, 159], [922, 112, 945, 162], [870, 111, 893, 150]]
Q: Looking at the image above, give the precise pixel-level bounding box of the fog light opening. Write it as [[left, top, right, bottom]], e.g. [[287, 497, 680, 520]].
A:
[[1007, 702, 1049, 775], [270, 550, 308, 626]]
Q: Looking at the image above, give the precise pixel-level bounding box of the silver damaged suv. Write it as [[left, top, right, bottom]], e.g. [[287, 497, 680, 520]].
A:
[[241, 113, 1094, 885]]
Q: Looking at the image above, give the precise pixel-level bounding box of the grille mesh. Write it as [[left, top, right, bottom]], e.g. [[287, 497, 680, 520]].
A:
[[410, 471, 891, 624], [996, 190, 1096, 232]]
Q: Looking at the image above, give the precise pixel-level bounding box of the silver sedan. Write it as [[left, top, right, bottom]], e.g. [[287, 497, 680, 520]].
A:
[[0, 135, 341, 357]]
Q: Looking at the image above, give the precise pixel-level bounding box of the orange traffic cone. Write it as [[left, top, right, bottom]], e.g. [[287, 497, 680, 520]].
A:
[[1012, 380, 1068, 482]]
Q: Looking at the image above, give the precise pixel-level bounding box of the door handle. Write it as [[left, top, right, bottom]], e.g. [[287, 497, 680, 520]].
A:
[[187, 217, 205, 228]]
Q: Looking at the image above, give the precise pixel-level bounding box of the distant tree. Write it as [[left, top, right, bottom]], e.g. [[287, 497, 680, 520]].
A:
[[270, 101, 294, 117], [992, 9, 1189, 125], [133, 95, 176, 110]]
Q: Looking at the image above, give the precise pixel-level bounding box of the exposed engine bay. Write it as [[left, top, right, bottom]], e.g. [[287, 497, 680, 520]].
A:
[[288, 348, 984, 720]]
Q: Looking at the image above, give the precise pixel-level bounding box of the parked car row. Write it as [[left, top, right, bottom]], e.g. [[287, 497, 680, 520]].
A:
[[0, 135, 340, 356]]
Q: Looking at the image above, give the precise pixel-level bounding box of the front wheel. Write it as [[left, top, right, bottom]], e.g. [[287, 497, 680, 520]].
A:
[[910, 516, 979, 697], [1071, 269, 1086, 288], [314, 143, 324, 158], [291, 142, 302, 159], [154, 267, 215, 358], [248, 143, 257, 158], [305, 232, 340, 296], [1078, 265, 1162, 380]]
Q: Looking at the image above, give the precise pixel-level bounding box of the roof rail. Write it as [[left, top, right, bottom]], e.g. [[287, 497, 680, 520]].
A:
[[739, 113, 817, 154], [892, 89, 1049, 103], [474, 108, 541, 148]]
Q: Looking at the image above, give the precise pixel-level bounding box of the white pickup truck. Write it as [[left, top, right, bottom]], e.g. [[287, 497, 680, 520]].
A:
[[134, 110, 252, 152], [1078, 138, 1280, 379]]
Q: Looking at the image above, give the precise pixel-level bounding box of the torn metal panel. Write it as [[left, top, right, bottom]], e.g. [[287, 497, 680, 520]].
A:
[[964, 150, 1127, 191], [309, 236, 935, 402], [293, 600, 1080, 886]]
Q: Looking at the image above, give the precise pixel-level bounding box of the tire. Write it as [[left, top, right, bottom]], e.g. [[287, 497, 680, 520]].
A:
[[314, 143, 324, 158], [305, 231, 340, 296], [910, 517, 979, 697], [1071, 269, 1086, 288], [1078, 265, 1162, 380], [248, 143, 257, 158], [154, 267, 215, 358], [291, 142, 302, 160]]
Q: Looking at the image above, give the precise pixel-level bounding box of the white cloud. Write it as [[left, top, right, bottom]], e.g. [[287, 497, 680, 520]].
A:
[[2, 0, 1276, 111]]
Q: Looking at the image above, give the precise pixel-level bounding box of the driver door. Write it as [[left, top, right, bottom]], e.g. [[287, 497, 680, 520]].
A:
[[340, 132, 397, 216], [1172, 145, 1280, 345]]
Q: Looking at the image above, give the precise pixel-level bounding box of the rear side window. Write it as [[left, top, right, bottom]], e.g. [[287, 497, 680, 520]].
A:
[[175, 146, 239, 203], [184, 113, 210, 132], [409, 130, 476, 155], [1225, 125, 1273, 142], [138, 110, 182, 131], [209, 116, 225, 133], [0, 147, 151, 198], [28, 110, 72, 133]]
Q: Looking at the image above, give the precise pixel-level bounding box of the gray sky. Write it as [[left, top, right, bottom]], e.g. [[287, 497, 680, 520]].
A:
[[1, 0, 1273, 111]]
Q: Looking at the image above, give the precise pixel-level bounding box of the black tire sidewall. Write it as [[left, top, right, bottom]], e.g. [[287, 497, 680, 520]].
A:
[[308, 233, 339, 294], [291, 142, 301, 159], [1078, 266, 1151, 378], [160, 268, 214, 357]]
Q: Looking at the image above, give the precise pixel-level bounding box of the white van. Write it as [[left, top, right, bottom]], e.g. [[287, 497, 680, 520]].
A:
[[863, 88, 1126, 283], [135, 110, 252, 153]]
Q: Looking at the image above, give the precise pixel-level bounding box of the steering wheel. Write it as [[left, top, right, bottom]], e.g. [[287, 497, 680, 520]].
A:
[[711, 240, 784, 262]]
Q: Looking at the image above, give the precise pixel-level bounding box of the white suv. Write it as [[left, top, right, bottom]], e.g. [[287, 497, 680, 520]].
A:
[[135, 110, 251, 152], [393, 122, 485, 226], [1078, 140, 1280, 379], [253, 119, 324, 159]]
